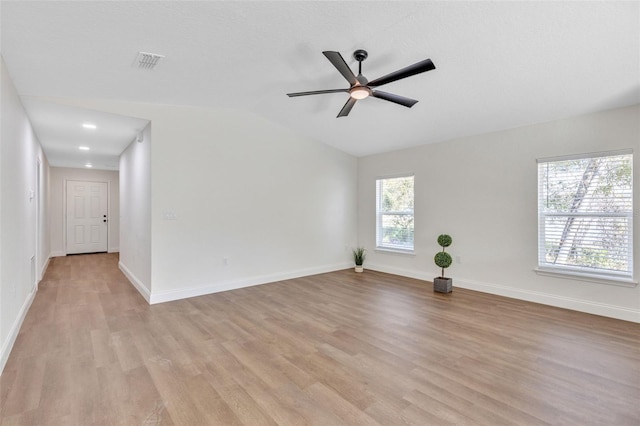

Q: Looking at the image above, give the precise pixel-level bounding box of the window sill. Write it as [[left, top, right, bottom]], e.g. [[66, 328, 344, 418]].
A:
[[375, 247, 415, 256], [534, 268, 638, 287]]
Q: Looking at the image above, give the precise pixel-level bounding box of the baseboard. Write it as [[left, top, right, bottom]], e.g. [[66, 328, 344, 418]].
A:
[[455, 278, 640, 323], [367, 263, 432, 282], [367, 263, 640, 323], [39, 256, 51, 282], [0, 286, 37, 375], [118, 261, 151, 303], [108, 247, 119, 253], [148, 262, 352, 305]]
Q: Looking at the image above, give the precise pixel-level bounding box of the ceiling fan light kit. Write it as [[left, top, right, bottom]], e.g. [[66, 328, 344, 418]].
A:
[[350, 86, 371, 100], [287, 49, 436, 118]]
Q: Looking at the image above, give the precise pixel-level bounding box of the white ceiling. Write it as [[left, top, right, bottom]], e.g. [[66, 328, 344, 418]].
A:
[[1, 1, 639, 170], [20, 99, 149, 170]]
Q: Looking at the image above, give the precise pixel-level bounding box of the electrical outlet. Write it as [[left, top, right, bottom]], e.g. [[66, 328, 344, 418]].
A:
[[456, 256, 461, 264], [223, 257, 229, 266]]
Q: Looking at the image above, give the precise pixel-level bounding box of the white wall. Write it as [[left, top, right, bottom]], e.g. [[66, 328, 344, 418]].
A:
[[49, 167, 119, 256], [0, 56, 50, 372], [0, 63, 3, 375], [40, 98, 358, 303], [359, 104, 640, 322], [119, 123, 151, 300], [146, 106, 357, 303]]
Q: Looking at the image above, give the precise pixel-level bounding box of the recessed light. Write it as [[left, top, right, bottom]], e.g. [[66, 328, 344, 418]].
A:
[[85, 163, 93, 168], [82, 123, 97, 129], [78, 146, 90, 151]]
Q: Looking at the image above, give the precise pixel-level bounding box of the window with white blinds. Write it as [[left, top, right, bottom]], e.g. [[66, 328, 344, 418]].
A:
[[537, 151, 633, 280], [376, 175, 414, 252]]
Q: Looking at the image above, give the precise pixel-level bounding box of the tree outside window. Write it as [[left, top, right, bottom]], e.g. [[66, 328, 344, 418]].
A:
[[376, 175, 414, 251], [538, 152, 633, 278]]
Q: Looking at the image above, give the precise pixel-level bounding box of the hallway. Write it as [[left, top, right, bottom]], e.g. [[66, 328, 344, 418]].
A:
[[0, 254, 154, 424]]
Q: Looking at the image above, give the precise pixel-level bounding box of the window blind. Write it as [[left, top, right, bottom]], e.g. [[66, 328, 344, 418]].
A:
[[538, 152, 633, 279], [376, 175, 414, 251]]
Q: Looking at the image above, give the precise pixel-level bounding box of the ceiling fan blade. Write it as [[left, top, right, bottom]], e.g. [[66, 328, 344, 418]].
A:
[[287, 89, 348, 97], [337, 97, 357, 118], [367, 58, 435, 88], [372, 90, 419, 108], [323, 51, 358, 86]]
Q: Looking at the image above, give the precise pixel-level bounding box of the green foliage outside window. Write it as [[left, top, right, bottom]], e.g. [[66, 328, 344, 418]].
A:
[[539, 153, 632, 275], [379, 176, 414, 249]]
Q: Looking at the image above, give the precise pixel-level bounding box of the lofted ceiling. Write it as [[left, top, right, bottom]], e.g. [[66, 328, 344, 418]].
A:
[[1, 1, 638, 170]]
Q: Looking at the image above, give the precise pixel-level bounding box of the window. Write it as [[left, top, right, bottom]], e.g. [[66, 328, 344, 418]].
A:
[[537, 151, 633, 280], [376, 175, 414, 252]]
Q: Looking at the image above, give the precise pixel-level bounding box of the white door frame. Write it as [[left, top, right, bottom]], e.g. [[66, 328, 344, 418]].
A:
[[64, 179, 111, 254], [34, 157, 41, 290]]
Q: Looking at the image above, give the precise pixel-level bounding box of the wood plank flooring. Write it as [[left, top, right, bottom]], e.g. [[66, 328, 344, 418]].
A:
[[1, 253, 639, 425]]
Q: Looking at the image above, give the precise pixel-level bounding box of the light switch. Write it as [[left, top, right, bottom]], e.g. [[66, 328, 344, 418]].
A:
[[163, 211, 178, 220]]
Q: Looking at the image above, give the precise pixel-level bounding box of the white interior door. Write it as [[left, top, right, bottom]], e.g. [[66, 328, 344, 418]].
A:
[[66, 180, 108, 254]]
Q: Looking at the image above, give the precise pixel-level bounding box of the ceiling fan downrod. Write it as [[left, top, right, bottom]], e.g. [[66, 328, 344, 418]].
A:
[[353, 49, 368, 76]]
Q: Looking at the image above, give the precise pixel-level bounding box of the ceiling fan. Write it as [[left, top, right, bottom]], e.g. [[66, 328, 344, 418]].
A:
[[287, 49, 436, 118]]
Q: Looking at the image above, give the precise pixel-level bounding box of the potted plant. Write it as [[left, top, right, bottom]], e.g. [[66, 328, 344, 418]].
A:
[[353, 247, 366, 273], [433, 234, 453, 293]]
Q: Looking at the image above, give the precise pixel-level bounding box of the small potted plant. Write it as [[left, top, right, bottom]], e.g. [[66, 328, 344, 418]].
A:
[[353, 247, 366, 273], [434, 234, 453, 293]]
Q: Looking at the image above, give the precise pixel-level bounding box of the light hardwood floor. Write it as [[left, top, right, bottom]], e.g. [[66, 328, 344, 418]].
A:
[[1, 253, 638, 425]]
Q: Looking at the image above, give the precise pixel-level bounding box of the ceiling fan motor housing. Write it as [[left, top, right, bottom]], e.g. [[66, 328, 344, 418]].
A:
[[353, 49, 368, 62]]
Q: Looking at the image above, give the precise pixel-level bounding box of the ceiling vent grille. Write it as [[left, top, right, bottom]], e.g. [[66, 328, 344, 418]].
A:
[[134, 51, 164, 70]]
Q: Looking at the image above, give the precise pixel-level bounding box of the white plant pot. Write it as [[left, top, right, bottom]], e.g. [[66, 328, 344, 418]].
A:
[[355, 265, 364, 273]]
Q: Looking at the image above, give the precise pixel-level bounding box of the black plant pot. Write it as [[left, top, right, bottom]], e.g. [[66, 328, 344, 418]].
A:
[[434, 277, 452, 293]]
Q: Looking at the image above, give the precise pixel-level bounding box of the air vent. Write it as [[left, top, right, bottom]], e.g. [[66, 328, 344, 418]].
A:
[[134, 51, 164, 70]]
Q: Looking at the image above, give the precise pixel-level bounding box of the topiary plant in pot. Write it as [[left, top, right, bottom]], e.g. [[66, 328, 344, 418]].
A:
[[353, 247, 366, 273], [434, 234, 453, 293]]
